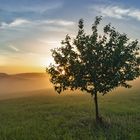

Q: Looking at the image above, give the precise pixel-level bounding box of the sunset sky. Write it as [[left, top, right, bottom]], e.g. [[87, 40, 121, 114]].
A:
[[0, 0, 140, 73]]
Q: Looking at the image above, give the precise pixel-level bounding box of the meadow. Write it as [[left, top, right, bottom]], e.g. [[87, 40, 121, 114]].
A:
[[0, 87, 139, 140]]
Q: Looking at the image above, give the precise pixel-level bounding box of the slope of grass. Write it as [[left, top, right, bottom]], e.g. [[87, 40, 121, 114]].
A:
[[0, 90, 139, 140]]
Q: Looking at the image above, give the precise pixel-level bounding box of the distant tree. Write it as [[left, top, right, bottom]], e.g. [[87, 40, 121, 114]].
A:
[[47, 16, 140, 122]]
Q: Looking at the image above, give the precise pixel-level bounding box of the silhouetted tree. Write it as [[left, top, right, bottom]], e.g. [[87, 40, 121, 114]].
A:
[[47, 16, 140, 122]]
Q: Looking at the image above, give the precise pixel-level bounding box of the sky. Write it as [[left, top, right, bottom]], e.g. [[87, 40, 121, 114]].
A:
[[0, 0, 140, 73]]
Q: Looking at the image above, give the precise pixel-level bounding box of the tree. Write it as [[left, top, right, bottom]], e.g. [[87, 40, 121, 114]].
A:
[[47, 16, 140, 122]]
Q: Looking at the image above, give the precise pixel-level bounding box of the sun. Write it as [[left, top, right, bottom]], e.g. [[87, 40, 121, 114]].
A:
[[40, 57, 54, 67]]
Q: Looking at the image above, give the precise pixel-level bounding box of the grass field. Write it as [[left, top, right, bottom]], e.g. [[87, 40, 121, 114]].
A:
[[0, 88, 139, 140]]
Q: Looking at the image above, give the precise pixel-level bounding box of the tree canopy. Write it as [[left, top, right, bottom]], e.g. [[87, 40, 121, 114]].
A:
[[47, 16, 140, 96]]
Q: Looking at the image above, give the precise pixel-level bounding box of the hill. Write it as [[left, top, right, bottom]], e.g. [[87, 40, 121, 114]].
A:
[[0, 72, 53, 99], [0, 72, 47, 79], [0, 73, 9, 78]]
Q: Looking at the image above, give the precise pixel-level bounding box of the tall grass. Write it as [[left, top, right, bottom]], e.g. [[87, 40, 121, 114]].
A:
[[0, 90, 139, 140]]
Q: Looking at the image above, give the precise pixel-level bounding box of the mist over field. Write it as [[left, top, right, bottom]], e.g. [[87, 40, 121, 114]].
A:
[[0, 73, 53, 99], [0, 72, 139, 100]]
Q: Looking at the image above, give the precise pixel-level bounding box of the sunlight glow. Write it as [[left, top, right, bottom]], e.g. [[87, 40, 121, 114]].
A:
[[40, 57, 54, 67]]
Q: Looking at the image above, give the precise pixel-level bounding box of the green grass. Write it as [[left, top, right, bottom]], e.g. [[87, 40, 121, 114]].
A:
[[0, 90, 139, 140]]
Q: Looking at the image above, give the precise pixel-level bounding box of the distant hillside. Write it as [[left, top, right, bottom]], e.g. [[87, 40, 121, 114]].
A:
[[0, 72, 53, 95], [13, 72, 47, 77], [0, 72, 48, 80], [0, 73, 9, 78], [12, 72, 48, 80]]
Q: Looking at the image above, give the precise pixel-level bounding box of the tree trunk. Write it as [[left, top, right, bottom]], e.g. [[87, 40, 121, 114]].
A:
[[94, 91, 100, 122]]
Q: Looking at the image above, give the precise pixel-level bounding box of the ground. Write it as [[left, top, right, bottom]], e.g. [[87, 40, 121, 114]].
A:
[[0, 88, 139, 140]]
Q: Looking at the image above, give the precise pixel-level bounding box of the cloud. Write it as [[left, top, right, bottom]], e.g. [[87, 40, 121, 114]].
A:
[[9, 19, 30, 27], [90, 5, 140, 21], [38, 39, 61, 49], [128, 10, 140, 21], [0, 18, 75, 46], [0, 18, 75, 29], [43, 20, 75, 26], [0, 19, 30, 28], [38, 39, 59, 45], [8, 44, 19, 52]]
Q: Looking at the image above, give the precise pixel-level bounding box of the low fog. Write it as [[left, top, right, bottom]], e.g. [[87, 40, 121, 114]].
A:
[[0, 72, 139, 100], [0, 73, 53, 99]]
